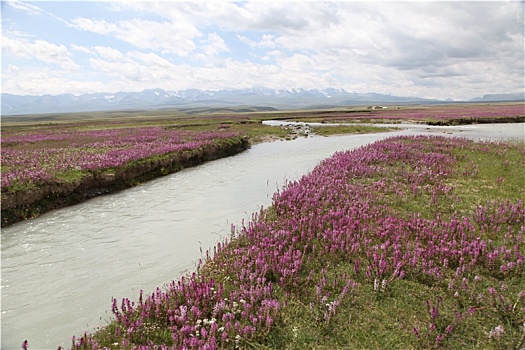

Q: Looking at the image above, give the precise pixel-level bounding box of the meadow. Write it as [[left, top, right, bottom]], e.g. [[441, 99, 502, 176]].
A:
[[63, 134, 524, 349], [1, 124, 242, 191], [272, 103, 525, 125], [0, 123, 251, 226], [3, 102, 524, 348], [2, 102, 523, 195], [1, 110, 393, 226]]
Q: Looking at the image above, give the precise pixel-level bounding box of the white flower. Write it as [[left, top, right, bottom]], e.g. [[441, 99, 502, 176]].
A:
[[234, 334, 242, 348], [488, 325, 505, 339], [292, 326, 298, 339], [381, 279, 387, 291]]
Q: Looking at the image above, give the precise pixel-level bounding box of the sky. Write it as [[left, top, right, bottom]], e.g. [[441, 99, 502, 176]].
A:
[[1, 1, 524, 100]]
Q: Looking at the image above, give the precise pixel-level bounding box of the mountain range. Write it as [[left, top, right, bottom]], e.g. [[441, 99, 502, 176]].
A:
[[1, 88, 523, 115]]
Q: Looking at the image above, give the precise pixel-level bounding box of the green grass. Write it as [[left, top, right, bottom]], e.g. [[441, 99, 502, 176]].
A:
[[312, 124, 393, 136], [219, 139, 524, 349], [54, 169, 89, 183], [76, 136, 524, 350], [259, 140, 525, 349], [4, 108, 525, 348], [453, 140, 525, 205]]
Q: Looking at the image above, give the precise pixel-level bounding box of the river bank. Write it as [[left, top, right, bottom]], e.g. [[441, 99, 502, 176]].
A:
[[424, 115, 524, 126], [1, 137, 249, 227], [1, 120, 391, 228], [2, 103, 523, 227], [74, 134, 525, 349], [2, 123, 523, 350]]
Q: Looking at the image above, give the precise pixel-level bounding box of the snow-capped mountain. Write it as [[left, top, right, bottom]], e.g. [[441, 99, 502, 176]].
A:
[[1, 88, 518, 116]]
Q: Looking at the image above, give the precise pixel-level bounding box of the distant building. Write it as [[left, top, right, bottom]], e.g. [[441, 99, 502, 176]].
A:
[[367, 105, 387, 110]]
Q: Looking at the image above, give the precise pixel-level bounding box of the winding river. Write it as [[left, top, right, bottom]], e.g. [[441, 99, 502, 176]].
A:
[[1, 123, 523, 349]]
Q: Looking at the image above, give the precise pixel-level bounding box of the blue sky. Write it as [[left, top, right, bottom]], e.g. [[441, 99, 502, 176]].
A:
[[1, 1, 524, 100]]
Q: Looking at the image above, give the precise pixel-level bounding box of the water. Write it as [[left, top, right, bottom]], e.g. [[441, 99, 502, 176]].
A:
[[1, 124, 523, 349], [263, 120, 525, 141]]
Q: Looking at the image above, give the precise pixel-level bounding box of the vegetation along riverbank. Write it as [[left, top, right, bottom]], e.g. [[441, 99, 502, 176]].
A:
[[2, 102, 523, 227], [1, 124, 252, 227], [0, 120, 375, 227], [1, 112, 395, 227], [63, 134, 525, 349]]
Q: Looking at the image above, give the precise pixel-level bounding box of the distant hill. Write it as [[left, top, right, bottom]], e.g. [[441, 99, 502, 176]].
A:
[[469, 93, 524, 102], [1, 88, 522, 116], [1, 88, 441, 115]]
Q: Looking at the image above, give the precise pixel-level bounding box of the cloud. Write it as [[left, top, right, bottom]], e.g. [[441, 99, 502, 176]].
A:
[[237, 2, 311, 32], [69, 17, 116, 35], [88, 55, 181, 85], [94, 46, 124, 61], [4, 0, 69, 25], [127, 51, 174, 69], [70, 17, 200, 56], [2, 1, 523, 100], [199, 32, 229, 57], [4, 0, 43, 15], [70, 44, 125, 61], [7, 64, 19, 74], [237, 34, 276, 48], [89, 58, 146, 82], [2, 36, 79, 70], [70, 44, 93, 54], [1, 66, 109, 95]]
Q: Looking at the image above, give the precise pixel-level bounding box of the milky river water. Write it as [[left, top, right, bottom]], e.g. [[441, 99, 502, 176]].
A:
[[1, 123, 523, 349]]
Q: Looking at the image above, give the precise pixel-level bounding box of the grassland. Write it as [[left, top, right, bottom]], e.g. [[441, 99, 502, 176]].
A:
[[3, 102, 524, 348], [1, 102, 523, 225], [1, 106, 396, 226], [63, 134, 525, 350]]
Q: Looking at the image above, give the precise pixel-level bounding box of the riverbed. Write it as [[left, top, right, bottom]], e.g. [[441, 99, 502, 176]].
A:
[[1, 123, 523, 349]]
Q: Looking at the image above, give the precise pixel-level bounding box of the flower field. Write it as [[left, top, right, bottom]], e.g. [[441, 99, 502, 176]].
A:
[[1, 124, 242, 191], [309, 103, 525, 124], [1, 120, 252, 227], [71, 135, 524, 349]]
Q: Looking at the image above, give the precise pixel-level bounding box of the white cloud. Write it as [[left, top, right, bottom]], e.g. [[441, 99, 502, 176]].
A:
[[69, 17, 116, 35], [2, 36, 79, 70], [126, 51, 174, 69], [1, 1, 523, 100], [87, 54, 184, 86], [7, 64, 19, 74], [70, 44, 125, 61], [200, 32, 229, 56], [237, 34, 276, 48], [1, 66, 109, 95], [89, 58, 146, 82], [94, 46, 124, 61], [5, 0, 43, 15], [70, 17, 200, 56], [236, 35, 255, 47], [70, 44, 93, 54], [259, 34, 277, 48]]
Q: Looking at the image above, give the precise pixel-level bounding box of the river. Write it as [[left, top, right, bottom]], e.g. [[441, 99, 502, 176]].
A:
[[1, 123, 523, 349]]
